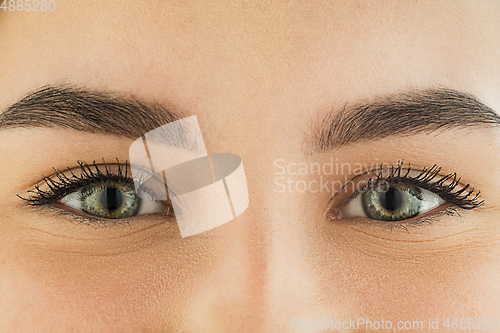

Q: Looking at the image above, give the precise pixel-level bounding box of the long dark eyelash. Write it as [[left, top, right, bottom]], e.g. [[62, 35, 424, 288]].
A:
[[17, 159, 132, 207], [359, 161, 484, 210]]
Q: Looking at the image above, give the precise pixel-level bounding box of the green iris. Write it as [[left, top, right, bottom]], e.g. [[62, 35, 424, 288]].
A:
[[79, 182, 139, 219], [362, 183, 423, 221]]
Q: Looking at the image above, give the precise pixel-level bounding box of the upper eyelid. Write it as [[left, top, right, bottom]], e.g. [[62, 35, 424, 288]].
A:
[[18, 160, 133, 206], [331, 163, 410, 196], [329, 164, 483, 209], [331, 166, 402, 200], [334, 164, 462, 194], [30, 161, 131, 188], [19, 160, 177, 210]]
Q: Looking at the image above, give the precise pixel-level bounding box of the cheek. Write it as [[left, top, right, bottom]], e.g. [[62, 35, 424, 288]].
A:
[[349, 255, 500, 319], [0, 239, 216, 332], [309, 224, 500, 321]]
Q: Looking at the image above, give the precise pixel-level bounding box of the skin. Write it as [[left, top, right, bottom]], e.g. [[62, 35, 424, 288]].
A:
[[1, 0, 500, 332]]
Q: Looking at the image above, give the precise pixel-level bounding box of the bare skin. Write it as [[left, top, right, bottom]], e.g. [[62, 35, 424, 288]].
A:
[[0, 1, 500, 332]]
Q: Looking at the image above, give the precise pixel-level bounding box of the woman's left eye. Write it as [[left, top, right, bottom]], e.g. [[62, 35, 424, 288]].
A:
[[59, 182, 169, 219], [338, 183, 445, 221]]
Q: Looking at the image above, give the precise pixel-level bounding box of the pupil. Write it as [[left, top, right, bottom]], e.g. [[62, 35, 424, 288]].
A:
[[380, 186, 402, 211], [105, 188, 123, 211]]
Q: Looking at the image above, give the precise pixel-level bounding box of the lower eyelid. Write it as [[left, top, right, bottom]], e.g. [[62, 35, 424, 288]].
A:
[[49, 202, 160, 227], [59, 196, 170, 220], [338, 205, 459, 233]]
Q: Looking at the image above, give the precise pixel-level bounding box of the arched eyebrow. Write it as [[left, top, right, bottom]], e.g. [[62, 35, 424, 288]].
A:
[[314, 88, 500, 151], [2, 86, 499, 150], [0, 85, 184, 139]]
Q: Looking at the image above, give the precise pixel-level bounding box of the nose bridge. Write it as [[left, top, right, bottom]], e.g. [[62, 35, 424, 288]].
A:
[[182, 204, 315, 331], [177, 82, 345, 329], [180, 160, 338, 332]]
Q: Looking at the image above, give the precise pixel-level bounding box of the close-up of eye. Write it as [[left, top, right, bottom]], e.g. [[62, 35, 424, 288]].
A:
[[19, 161, 174, 223], [329, 164, 483, 226], [59, 182, 170, 220]]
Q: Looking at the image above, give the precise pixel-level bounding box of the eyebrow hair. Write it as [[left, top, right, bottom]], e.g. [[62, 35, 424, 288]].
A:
[[2, 86, 499, 152], [0, 85, 183, 139], [314, 88, 500, 151]]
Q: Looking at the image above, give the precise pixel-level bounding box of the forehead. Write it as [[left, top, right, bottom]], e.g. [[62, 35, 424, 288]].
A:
[[0, 1, 499, 111]]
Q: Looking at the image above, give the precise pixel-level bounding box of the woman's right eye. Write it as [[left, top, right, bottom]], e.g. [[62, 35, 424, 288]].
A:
[[59, 182, 173, 220]]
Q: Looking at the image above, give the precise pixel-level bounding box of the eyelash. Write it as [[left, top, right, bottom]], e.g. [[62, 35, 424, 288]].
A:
[[338, 161, 483, 229], [18, 160, 135, 223], [20, 160, 484, 229]]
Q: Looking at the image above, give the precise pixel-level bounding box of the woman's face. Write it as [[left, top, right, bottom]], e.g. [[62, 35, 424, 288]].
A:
[[1, 1, 500, 331]]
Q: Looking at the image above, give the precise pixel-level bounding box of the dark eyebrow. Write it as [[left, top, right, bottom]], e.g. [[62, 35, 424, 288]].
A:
[[0, 85, 184, 139], [314, 88, 500, 151]]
